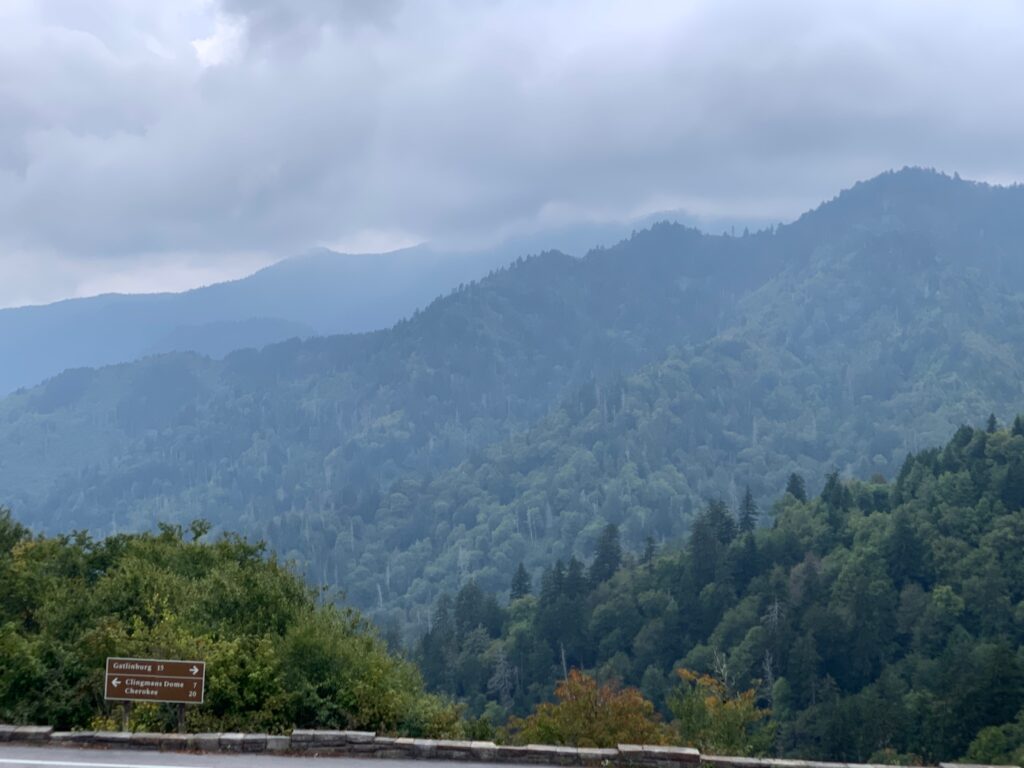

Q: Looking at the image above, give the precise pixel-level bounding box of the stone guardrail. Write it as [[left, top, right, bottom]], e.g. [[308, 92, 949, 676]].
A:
[[0, 724, 1019, 768]]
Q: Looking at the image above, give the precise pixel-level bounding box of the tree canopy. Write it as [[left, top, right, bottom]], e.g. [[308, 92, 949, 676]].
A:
[[5, 169, 1024, 642], [0, 511, 459, 736], [415, 421, 1024, 764]]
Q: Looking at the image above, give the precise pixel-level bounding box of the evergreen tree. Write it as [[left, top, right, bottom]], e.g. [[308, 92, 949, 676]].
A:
[[739, 486, 758, 533], [987, 413, 999, 433], [589, 524, 622, 584], [510, 562, 532, 600], [821, 470, 851, 511], [641, 536, 657, 569], [536, 561, 567, 648], [565, 557, 588, 599], [421, 594, 459, 691], [706, 499, 737, 545], [1001, 458, 1024, 511], [785, 472, 808, 502], [540, 561, 566, 605], [884, 507, 926, 587], [688, 501, 736, 589], [688, 511, 720, 588], [1012, 415, 1024, 437], [736, 531, 759, 589], [454, 581, 485, 640]]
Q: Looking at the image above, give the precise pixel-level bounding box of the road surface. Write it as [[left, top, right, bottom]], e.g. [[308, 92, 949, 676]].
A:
[[0, 746, 500, 768]]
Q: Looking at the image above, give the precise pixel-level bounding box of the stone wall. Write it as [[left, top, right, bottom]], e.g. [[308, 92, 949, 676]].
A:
[[0, 724, 1018, 768]]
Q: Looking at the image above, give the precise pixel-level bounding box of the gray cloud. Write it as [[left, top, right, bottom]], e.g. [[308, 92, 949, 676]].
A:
[[1, 0, 1023, 306], [221, 0, 403, 48]]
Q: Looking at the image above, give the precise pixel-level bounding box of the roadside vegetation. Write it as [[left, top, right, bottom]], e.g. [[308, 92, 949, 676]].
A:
[[3, 418, 1024, 764], [0, 511, 459, 736]]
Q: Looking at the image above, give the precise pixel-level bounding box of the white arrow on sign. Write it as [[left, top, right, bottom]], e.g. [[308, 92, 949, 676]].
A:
[[189, 666, 199, 676], [111, 678, 121, 688]]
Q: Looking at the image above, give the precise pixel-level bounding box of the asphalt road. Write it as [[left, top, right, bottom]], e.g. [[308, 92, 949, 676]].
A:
[[0, 745, 499, 768]]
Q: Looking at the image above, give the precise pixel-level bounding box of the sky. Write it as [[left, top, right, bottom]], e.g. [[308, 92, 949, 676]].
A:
[[1, 0, 1023, 308]]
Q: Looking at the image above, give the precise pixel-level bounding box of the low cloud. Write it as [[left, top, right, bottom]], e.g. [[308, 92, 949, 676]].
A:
[[1, 0, 1023, 306]]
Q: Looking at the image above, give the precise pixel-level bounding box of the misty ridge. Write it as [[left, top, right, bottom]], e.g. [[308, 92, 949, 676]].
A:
[[0, 209, 759, 398], [1, 166, 1022, 611], [5, 1, 1024, 763], [4, 166, 1024, 763]]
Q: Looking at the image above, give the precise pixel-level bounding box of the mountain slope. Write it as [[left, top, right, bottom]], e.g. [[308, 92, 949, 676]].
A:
[[1, 210, 739, 397], [2, 168, 1023, 627], [415, 421, 1024, 764], [0, 244, 514, 396], [0, 225, 768, 530], [327, 219, 1024, 620]]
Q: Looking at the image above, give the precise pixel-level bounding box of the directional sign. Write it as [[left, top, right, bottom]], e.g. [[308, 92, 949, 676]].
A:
[[104, 657, 205, 704]]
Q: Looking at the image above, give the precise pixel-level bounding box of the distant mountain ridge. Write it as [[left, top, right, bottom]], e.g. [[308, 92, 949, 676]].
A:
[[1, 167, 1022, 631], [0, 209, 759, 397], [0, 244, 515, 396]]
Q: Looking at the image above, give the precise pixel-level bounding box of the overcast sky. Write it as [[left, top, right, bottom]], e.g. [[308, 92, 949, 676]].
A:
[[1, 0, 1023, 307]]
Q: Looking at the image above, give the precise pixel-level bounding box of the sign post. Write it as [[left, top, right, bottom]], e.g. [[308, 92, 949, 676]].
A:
[[104, 657, 206, 732]]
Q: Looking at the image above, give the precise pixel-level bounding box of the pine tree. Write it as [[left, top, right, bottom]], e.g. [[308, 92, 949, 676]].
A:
[[536, 561, 567, 648], [510, 562, 531, 600], [706, 499, 737, 545], [589, 523, 622, 584], [739, 485, 758, 533], [421, 593, 458, 689], [821, 470, 850, 511], [454, 580, 485, 640], [987, 413, 999, 433], [884, 507, 926, 587], [565, 557, 587, 599], [688, 511, 720, 588], [539, 561, 566, 607], [1012, 415, 1024, 437], [737, 531, 759, 589], [689, 501, 736, 589], [785, 473, 807, 502]]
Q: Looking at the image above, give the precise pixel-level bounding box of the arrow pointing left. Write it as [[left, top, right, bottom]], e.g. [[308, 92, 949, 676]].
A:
[[111, 677, 121, 688]]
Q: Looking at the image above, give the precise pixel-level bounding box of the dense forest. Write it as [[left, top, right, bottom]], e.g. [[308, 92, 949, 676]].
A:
[[3, 169, 1024, 636], [0, 508, 459, 736], [4, 418, 1022, 763], [415, 420, 1024, 765]]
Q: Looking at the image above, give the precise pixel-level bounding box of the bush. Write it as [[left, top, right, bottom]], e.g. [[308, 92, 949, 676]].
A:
[[0, 512, 460, 735]]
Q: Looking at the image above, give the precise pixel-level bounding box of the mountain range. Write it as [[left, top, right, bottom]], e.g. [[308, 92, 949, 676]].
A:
[[2, 167, 1022, 634], [0, 209, 758, 398], [0, 245, 511, 397]]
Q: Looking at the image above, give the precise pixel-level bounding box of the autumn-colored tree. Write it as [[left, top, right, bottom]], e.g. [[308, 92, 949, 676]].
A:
[[504, 669, 666, 747], [668, 668, 773, 756]]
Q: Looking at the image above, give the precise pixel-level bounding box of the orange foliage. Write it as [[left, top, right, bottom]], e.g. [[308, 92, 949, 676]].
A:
[[504, 668, 666, 748], [669, 668, 772, 755]]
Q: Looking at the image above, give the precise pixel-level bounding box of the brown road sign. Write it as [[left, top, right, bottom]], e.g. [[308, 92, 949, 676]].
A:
[[104, 657, 205, 705]]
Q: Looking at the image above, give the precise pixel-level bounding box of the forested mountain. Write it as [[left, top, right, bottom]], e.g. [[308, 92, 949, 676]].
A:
[[417, 422, 1024, 765], [0, 244, 513, 396], [2, 168, 1024, 633], [0, 225, 772, 529], [0, 212, 706, 397]]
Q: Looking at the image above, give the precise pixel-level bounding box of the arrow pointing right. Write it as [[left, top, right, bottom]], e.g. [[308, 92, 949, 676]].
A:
[[190, 665, 199, 675]]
